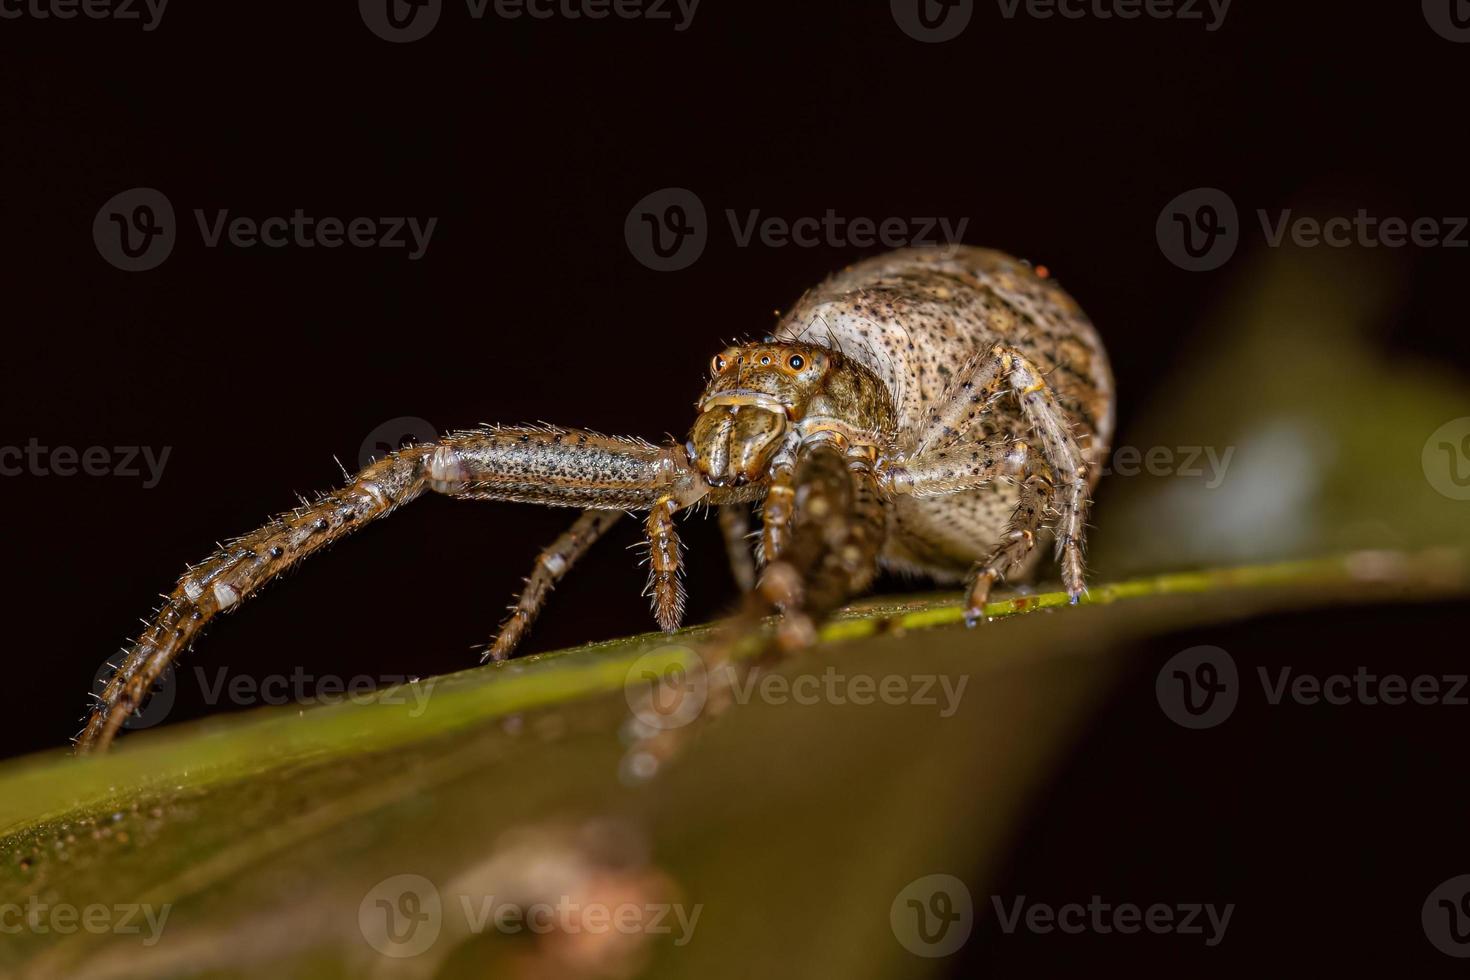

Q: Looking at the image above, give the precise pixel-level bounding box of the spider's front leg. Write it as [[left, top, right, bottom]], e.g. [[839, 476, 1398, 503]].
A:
[[78, 425, 708, 754]]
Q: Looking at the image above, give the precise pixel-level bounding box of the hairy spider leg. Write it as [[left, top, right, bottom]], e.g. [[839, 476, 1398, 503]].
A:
[[79, 425, 711, 753], [900, 344, 1093, 603], [717, 503, 758, 591], [484, 509, 623, 662]]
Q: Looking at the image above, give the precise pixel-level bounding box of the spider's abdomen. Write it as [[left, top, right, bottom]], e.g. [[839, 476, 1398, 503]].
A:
[[773, 246, 1115, 581]]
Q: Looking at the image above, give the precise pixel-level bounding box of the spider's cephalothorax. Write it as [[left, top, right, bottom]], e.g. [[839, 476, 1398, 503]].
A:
[[688, 342, 896, 487], [78, 247, 1113, 753]]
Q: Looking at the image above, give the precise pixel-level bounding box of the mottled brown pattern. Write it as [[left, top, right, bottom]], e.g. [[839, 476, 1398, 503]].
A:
[[774, 246, 1113, 584], [77, 247, 1112, 754]]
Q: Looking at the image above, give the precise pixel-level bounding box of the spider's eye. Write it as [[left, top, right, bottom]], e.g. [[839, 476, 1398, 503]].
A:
[[787, 354, 805, 370], [712, 355, 726, 374], [759, 355, 771, 366]]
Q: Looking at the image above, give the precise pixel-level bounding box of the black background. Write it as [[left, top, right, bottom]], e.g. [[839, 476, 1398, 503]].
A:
[[3, 0, 1468, 972]]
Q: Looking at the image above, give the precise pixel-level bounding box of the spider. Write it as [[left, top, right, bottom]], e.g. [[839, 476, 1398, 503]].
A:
[[78, 246, 1114, 753]]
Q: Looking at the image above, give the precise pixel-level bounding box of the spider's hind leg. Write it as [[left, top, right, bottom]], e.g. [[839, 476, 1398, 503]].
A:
[[902, 344, 1094, 603], [717, 504, 758, 591], [962, 458, 1056, 625], [485, 509, 622, 662]]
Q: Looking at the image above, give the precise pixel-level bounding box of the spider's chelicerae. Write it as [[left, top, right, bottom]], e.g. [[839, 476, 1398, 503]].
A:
[[79, 247, 1114, 753]]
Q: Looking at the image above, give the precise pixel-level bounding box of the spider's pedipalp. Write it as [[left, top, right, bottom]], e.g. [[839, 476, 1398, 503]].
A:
[[643, 495, 686, 632]]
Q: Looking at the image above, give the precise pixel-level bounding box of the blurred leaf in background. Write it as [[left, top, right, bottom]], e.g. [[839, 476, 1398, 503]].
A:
[[1, 240, 1467, 978], [1091, 236, 1470, 574]]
